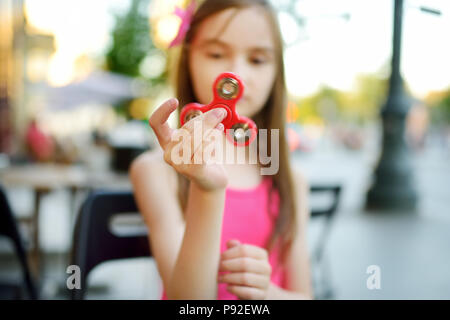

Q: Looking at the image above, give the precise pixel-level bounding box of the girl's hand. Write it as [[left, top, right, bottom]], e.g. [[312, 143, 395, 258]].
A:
[[218, 239, 272, 300], [148, 98, 228, 192]]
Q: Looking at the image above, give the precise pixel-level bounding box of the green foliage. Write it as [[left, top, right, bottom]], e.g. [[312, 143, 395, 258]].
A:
[[430, 89, 450, 125], [104, 0, 168, 120], [440, 94, 450, 122], [294, 73, 388, 125], [105, 0, 153, 77], [344, 73, 388, 123]]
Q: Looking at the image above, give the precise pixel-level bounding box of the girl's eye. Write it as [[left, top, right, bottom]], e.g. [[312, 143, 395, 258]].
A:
[[250, 57, 267, 65], [207, 52, 224, 59]]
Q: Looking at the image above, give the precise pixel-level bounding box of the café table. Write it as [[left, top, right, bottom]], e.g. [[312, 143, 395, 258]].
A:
[[0, 162, 131, 279]]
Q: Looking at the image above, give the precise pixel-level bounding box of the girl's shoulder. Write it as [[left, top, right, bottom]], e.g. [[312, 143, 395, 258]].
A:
[[129, 147, 178, 195]]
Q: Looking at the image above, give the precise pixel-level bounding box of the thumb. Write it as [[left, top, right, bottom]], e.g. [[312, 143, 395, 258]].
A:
[[226, 239, 241, 249]]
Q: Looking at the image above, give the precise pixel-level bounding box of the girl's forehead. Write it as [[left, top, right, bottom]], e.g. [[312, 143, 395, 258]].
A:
[[193, 6, 276, 50]]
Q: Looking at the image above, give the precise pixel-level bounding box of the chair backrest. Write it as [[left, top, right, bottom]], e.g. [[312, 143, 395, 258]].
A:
[[70, 185, 341, 300], [309, 185, 342, 218], [309, 184, 342, 270], [70, 190, 151, 300], [0, 185, 38, 300]]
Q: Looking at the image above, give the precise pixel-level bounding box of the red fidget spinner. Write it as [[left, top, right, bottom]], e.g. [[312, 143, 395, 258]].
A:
[[179, 72, 257, 147]]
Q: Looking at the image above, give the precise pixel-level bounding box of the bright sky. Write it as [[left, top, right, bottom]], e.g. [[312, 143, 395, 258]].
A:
[[24, 0, 450, 98], [283, 0, 450, 98]]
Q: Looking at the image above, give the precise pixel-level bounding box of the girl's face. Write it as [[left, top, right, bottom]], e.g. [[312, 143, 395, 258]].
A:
[[188, 6, 277, 119]]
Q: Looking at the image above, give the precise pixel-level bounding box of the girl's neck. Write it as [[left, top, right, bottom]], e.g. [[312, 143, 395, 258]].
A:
[[224, 162, 263, 190]]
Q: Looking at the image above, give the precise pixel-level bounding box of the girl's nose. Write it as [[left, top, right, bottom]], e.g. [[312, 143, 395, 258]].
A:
[[228, 57, 250, 86]]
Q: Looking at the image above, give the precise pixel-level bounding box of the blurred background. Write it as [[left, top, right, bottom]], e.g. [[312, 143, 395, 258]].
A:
[[0, 0, 449, 300]]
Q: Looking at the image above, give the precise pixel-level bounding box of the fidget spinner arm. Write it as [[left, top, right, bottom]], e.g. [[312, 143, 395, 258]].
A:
[[179, 72, 257, 147]]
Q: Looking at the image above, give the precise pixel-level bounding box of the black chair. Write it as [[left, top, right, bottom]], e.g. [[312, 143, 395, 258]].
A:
[[70, 191, 151, 300], [70, 185, 341, 300], [309, 185, 342, 300], [0, 185, 38, 300]]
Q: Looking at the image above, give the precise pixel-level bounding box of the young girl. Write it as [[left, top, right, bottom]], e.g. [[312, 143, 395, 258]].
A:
[[130, 0, 313, 300]]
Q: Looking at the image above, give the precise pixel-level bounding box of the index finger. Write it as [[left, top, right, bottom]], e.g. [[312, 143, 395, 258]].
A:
[[221, 244, 268, 261], [182, 107, 227, 135], [148, 98, 178, 149]]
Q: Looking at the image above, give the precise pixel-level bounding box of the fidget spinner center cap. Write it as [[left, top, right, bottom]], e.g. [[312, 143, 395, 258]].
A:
[[217, 77, 240, 100]]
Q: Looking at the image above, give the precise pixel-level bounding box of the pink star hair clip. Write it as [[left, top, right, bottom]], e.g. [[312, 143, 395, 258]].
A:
[[168, 0, 197, 48]]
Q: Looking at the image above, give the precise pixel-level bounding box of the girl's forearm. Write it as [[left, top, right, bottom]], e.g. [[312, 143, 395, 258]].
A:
[[168, 182, 226, 299]]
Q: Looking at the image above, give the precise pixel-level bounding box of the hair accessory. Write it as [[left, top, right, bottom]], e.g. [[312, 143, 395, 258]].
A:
[[168, 0, 197, 48]]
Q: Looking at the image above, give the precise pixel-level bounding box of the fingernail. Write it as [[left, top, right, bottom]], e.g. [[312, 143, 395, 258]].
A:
[[213, 108, 226, 119], [167, 98, 177, 107]]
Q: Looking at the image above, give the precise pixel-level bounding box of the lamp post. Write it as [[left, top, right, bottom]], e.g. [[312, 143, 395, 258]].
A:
[[365, 0, 441, 211], [366, 0, 416, 210]]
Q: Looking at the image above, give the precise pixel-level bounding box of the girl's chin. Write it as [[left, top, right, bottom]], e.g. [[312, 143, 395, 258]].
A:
[[236, 101, 255, 117], [236, 106, 261, 119]]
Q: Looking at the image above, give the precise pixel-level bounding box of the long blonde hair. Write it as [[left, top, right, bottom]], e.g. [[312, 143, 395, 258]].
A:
[[170, 0, 298, 265]]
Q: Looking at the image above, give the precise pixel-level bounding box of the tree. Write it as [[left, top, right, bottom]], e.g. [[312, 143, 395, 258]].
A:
[[105, 0, 168, 120], [106, 0, 153, 77]]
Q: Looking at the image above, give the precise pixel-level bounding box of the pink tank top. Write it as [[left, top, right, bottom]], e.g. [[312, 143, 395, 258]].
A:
[[160, 176, 284, 300]]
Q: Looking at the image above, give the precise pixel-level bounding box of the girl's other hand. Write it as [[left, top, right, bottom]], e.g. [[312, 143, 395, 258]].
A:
[[218, 239, 272, 300], [148, 98, 228, 192]]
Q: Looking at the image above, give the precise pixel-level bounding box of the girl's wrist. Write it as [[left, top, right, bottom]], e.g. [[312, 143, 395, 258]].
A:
[[265, 282, 275, 300], [190, 180, 227, 196], [190, 180, 227, 194]]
